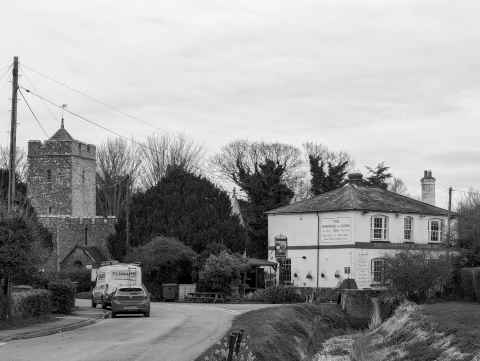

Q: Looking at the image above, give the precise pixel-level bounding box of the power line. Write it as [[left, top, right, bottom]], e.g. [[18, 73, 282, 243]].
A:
[[18, 88, 49, 138], [19, 86, 151, 153], [19, 65, 59, 126], [21, 63, 162, 132], [0, 63, 12, 85]]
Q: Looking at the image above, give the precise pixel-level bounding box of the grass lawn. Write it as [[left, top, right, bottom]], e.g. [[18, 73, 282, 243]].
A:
[[421, 302, 480, 355]]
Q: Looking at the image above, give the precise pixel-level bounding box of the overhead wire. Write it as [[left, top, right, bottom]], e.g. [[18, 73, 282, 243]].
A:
[[19, 85, 151, 153], [19, 64, 59, 126], [21, 63, 162, 132], [18, 88, 49, 138]]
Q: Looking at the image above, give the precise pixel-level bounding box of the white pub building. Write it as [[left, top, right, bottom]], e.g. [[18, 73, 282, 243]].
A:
[[267, 171, 449, 289]]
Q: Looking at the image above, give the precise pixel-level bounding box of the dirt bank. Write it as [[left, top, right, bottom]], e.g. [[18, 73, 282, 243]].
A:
[[313, 301, 480, 361]]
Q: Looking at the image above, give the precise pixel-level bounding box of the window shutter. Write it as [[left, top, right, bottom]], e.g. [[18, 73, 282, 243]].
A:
[[370, 216, 373, 240], [384, 216, 388, 240]]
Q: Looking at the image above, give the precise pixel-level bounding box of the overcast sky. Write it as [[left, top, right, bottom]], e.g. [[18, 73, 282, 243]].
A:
[[2, 0, 480, 207]]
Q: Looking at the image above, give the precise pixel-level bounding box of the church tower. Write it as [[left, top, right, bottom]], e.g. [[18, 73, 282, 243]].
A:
[[27, 120, 96, 217]]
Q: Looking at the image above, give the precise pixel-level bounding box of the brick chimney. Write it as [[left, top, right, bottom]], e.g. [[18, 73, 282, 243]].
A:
[[421, 170, 436, 205]]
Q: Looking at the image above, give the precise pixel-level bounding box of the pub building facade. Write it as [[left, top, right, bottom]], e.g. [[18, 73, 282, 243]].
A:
[[267, 171, 450, 289]]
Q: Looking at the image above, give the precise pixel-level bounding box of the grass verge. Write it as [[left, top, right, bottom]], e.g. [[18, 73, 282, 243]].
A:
[[197, 303, 352, 361]]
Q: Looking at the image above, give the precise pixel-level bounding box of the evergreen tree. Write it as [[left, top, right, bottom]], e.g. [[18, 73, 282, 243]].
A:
[[109, 165, 247, 257], [309, 157, 349, 196], [366, 162, 392, 189], [237, 160, 294, 258]]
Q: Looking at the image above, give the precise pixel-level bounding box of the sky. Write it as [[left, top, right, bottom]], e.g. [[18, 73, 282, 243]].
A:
[[2, 0, 480, 208]]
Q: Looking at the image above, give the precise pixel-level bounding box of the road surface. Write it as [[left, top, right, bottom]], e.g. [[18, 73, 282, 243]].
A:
[[1, 300, 273, 361]]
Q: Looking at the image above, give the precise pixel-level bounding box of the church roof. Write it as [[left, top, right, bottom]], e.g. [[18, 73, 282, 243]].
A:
[[49, 119, 74, 141], [267, 180, 449, 216]]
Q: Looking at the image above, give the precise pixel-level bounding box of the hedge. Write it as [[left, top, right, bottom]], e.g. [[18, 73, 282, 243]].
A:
[[247, 286, 305, 303], [460, 268, 480, 301], [48, 280, 76, 314], [10, 289, 52, 319]]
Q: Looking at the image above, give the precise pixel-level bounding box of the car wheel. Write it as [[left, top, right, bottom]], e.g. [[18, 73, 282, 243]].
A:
[[102, 301, 107, 309], [111, 312, 117, 318], [91, 298, 96, 308], [144, 311, 150, 317]]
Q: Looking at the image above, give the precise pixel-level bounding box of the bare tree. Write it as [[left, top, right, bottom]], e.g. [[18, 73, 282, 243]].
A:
[[96, 138, 142, 217], [0, 146, 27, 182], [389, 177, 409, 195], [140, 133, 205, 189], [212, 140, 302, 186]]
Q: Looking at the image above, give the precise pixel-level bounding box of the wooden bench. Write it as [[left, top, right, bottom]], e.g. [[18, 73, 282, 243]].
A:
[[184, 292, 225, 303]]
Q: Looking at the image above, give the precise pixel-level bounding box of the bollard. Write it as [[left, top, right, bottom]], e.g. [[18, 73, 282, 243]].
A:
[[227, 332, 237, 361], [234, 329, 244, 355]]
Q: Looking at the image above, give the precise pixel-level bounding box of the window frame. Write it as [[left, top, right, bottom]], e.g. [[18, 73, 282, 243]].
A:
[[370, 215, 389, 241], [429, 218, 444, 242], [371, 258, 386, 285], [404, 216, 414, 241]]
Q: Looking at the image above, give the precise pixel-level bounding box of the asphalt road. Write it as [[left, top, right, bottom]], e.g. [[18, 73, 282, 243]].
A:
[[1, 300, 273, 361]]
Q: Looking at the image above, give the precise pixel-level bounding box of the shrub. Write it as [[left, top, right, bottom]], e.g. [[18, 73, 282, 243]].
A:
[[460, 268, 475, 300], [384, 251, 452, 303], [59, 267, 92, 292], [0, 292, 8, 320], [48, 280, 75, 314], [248, 286, 304, 303], [11, 289, 51, 319], [198, 251, 241, 295], [125, 236, 197, 299]]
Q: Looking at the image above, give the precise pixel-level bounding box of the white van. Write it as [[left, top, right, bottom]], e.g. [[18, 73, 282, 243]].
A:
[[91, 262, 142, 308]]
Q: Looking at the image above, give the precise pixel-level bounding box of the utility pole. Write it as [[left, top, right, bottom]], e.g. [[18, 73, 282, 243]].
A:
[[7, 56, 18, 213], [125, 176, 130, 255], [446, 187, 453, 261]]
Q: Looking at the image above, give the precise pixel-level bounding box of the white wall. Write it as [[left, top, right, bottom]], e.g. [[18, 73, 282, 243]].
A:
[[268, 211, 448, 247], [268, 211, 449, 288]]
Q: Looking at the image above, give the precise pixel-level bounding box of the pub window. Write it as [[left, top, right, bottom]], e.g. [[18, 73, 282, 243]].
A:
[[404, 216, 413, 241], [429, 219, 443, 242], [279, 258, 292, 285], [48, 206, 52, 214], [82, 169, 85, 184], [371, 258, 385, 285], [371, 215, 388, 241], [274, 235, 287, 259], [46, 169, 52, 182]]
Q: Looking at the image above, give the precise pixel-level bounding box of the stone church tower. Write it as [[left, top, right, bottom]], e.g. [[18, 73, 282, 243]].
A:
[[27, 121, 116, 271]]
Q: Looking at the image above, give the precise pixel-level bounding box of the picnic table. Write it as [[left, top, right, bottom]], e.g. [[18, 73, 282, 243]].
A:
[[184, 292, 225, 303]]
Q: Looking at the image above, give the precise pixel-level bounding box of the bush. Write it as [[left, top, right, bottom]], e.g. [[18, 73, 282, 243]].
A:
[[58, 267, 92, 292], [11, 289, 51, 319], [125, 236, 197, 299], [460, 267, 480, 301], [0, 292, 8, 320], [198, 251, 241, 295], [248, 286, 305, 303], [384, 251, 452, 303], [48, 280, 75, 314]]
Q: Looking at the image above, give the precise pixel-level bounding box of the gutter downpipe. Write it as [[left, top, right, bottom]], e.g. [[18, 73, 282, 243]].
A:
[[316, 212, 320, 289]]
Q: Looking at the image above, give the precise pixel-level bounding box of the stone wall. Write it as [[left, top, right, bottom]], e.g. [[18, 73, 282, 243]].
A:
[[27, 142, 73, 215], [27, 139, 96, 217], [39, 216, 116, 272], [71, 156, 96, 217]]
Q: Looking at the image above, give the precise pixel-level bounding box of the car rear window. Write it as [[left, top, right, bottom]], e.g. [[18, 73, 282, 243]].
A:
[[119, 288, 143, 293]]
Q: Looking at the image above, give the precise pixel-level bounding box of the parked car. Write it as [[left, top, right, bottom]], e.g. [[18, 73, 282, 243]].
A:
[[111, 286, 151, 318]]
